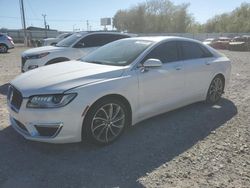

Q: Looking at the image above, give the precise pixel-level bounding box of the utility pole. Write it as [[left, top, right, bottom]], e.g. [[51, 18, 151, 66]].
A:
[[19, 0, 27, 46], [42, 14, 48, 38], [42, 14, 47, 29], [86, 20, 89, 31]]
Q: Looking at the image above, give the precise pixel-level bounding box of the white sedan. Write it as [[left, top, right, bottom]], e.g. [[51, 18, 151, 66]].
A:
[[8, 37, 231, 145]]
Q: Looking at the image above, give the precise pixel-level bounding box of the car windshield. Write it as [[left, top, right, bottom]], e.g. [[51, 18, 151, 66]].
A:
[[57, 33, 67, 38], [56, 33, 83, 47], [81, 39, 153, 66]]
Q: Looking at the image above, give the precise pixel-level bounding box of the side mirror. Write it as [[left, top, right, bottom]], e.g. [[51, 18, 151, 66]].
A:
[[144, 59, 162, 68], [139, 59, 162, 73]]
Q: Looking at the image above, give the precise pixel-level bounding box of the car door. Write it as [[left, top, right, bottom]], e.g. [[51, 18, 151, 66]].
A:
[[177, 41, 215, 100], [136, 41, 186, 119]]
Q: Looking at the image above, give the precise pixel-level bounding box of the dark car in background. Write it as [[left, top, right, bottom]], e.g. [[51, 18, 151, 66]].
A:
[[210, 37, 231, 50], [0, 33, 15, 53], [229, 35, 250, 51]]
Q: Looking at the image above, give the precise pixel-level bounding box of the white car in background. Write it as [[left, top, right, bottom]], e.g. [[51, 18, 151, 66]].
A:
[[21, 32, 131, 72], [42, 33, 72, 46], [8, 37, 231, 145], [203, 38, 216, 46]]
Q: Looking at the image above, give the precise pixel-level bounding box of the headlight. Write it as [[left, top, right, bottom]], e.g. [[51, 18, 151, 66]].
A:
[[26, 93, 77, 108], [26, 52, 50, 59]]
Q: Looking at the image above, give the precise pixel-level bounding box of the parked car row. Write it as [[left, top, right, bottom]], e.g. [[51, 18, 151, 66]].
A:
[[7, 33, 232, 145], [0, 33, 15, 53], [228, 36, 250, 51], [203, 35, 250, 51]]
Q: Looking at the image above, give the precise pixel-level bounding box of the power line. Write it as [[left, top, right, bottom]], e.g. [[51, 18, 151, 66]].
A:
[[26, 0, 40, 20], [0, 15, 100, 23]]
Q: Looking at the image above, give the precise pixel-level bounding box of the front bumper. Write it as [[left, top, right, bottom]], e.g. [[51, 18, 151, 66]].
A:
[[8, 98, 83, 144]]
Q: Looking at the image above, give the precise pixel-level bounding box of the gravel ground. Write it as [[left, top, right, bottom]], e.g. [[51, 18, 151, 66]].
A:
[[0, 46, 249, 188]]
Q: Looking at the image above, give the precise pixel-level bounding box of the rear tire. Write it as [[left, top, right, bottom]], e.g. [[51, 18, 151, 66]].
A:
[[206, 75, 224, 104], [83, 98, 129, 145], [0, 44, 8, 53]]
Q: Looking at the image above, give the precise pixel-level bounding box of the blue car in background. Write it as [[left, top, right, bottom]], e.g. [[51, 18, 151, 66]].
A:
[[0, 33, 15, 53]]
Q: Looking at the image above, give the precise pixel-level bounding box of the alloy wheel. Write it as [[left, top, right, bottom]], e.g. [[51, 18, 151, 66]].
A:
[[91, 103, 125, 143], [208, 77, 224, 103]]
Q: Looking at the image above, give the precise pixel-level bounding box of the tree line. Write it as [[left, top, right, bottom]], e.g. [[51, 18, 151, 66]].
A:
[[112, 0, 250, 33]]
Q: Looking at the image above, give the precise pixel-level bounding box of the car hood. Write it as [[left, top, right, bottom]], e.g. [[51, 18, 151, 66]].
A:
[[11, 60, 126, 97], [22, 46, 67, 56]]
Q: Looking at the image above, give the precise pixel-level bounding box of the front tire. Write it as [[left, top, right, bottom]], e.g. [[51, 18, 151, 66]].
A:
[[0, 44, 8, 53], [206, 75, 224, 104], [84, 98, 129, 145]]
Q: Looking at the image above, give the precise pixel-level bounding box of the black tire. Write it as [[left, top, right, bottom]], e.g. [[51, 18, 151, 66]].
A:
[[83, 98, 129, 145], [0, 44, 8, 53], [206, 75, 224, 104]]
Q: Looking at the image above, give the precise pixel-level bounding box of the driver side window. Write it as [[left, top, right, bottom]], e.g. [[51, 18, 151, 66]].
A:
[[144, 41, 179, 63]]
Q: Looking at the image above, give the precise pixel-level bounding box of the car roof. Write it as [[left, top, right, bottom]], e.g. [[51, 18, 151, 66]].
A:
[[74, 31, 132, 37], [123, 36, 203, 43]]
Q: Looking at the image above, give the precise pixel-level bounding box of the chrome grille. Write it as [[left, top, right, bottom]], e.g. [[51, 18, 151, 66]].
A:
[[8, 86, 23, 112], [21, 56, 26, 72]]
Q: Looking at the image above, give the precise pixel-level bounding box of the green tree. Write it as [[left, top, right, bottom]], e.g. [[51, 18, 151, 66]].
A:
[[113, 0, 194, 33], [203, 3, 250, 33]]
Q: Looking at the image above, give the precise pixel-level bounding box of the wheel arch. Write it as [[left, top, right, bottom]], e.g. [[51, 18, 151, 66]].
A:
[[45, 57, 70, 65], [0, 43, 8, 47]]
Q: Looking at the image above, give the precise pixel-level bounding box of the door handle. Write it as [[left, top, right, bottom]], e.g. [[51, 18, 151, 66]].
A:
[[175, 66, 181, 70]]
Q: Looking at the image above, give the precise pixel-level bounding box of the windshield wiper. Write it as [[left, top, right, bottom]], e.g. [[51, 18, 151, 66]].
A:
[[84, 60, 106, 65]]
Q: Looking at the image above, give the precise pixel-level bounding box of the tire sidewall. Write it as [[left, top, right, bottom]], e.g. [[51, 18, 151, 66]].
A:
[[0, 44, 8, 53], [206, 75, 224, 104], [83, 98, 129, 145]]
